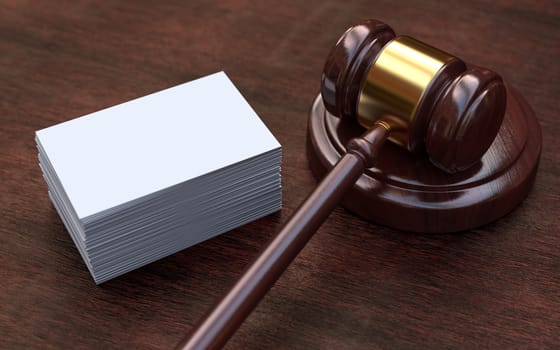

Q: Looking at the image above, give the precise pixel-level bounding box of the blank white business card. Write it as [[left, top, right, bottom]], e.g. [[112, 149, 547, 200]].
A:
[[36, 72, 281, 221]]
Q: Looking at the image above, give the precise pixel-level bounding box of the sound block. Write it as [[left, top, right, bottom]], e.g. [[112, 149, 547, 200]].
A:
[[307, 86, 542, 233]]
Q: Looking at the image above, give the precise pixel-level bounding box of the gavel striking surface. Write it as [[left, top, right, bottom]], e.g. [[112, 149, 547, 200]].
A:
[[307, 86, 541, 232]]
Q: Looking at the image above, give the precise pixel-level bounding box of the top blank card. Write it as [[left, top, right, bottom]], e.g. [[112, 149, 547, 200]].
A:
[[36, 72, 281, 220]]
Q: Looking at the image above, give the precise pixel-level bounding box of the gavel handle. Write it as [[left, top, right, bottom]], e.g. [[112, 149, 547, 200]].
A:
[[176, 123, 390, 350]]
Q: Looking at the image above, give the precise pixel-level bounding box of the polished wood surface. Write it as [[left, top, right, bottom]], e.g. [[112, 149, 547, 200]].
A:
[[1, 1, 559, 349]]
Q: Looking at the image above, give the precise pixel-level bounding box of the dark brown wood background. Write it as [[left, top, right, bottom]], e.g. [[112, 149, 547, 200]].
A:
[[1, 1, 559, 349]]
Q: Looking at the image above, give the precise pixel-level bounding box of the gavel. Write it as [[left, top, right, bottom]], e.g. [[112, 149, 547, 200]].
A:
[[177, 19, 507, 349]]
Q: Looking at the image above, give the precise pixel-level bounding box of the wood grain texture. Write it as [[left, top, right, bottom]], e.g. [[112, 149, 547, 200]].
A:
[[0, 1, 558, 349]]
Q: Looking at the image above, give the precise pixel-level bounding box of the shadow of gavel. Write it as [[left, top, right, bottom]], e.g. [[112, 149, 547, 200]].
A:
[[176, 19, 506, 349]]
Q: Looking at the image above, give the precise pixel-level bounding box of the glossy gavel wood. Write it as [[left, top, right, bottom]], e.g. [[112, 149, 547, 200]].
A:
[[321, 19, 506, 174], [176, 124, 390, 350], [313, 19, 540, 233], [176, 19, 541, 350]]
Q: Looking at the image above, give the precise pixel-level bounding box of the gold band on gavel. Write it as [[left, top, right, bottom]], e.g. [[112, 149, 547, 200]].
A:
[[357, 36, 456, 148]]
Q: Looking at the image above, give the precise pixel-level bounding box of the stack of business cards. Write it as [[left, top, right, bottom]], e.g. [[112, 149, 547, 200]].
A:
[[36, 72, 282, 284]]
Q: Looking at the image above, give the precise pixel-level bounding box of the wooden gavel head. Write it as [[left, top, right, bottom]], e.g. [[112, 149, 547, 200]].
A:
[[321, 19, 507, 173]]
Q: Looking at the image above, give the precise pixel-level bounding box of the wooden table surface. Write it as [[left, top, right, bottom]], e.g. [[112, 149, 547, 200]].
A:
[[1, 1, 559, 349]]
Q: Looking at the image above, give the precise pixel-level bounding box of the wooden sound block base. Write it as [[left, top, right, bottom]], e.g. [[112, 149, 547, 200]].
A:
[[306, 87, 542, 233]]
